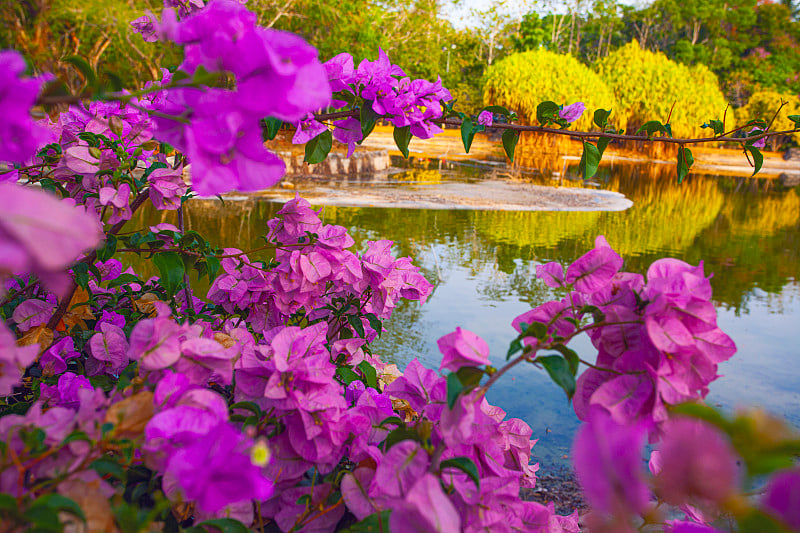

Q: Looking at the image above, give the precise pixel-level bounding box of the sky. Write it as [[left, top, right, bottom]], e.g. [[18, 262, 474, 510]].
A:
[[442, 0, 644, 29]]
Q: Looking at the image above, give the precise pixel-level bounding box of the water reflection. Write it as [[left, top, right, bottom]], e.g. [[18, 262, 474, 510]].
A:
[[128, 159, 800, 468]]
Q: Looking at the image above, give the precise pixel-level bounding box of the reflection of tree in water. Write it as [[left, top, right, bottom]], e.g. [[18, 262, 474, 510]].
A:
[[125, 165, 800, 315]]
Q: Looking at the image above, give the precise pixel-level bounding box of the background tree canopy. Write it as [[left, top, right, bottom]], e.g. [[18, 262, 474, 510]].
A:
[[3, 0, 799, 141]]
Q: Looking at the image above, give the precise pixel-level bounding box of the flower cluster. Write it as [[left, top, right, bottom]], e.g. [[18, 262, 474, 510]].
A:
[[514, 236, 736, 432], [293, 48, 452, 155], [2, 0, 800, 530], [133, 0, 331, 195], [208, 195, 433, 335]]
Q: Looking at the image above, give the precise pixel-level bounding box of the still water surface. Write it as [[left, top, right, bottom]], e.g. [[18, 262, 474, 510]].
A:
[[137, 157, 800, 469]]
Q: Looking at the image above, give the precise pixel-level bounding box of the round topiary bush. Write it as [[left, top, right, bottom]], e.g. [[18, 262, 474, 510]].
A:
[[483, 49, 620, 132], [595, 41, 733, 139]]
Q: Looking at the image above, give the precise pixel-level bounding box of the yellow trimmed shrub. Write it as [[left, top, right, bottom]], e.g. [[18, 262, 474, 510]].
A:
[[595, 42, 733, 139], [483, 49, 620, 132]]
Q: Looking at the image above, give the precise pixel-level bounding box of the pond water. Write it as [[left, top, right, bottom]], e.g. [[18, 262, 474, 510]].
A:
[[134, 156, 800, 471]]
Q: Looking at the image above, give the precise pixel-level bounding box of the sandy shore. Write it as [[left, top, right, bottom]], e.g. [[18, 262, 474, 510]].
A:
[[259, 176, 633, 211]]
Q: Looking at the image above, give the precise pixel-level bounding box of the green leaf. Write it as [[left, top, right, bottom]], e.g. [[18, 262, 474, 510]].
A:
[[536, 101, 560, 125], [191, 65, 222, 87], [304, 129, 333, 165], [332, 91, 356, 106], [62, 55, 97, 88], [578, 142, 601, 180], [677, 146, 694, 183], [72, 261, 90, 290], [230, 401, 262, 416], [596, 136, 611, 158], [152, 251, 185, 295], [537, 355, 575, 400], [96, 234, 117, 262], [551, 345, 579, 375], [393, 125, 412, 159], [701, 119, 725, 135], [205, 256, 221, 280], [384, 427, 420, 449], [0, 493, 18, 512], [347, 314, 365, 338], [339, 511, 392, 532], [365, 313, 382, 338], [261, 117, 283, 141], [90, 456, 125, 480], [336, 367, 360, 386], [447, 372, 464, 409], [522, 321, 548, 341], [25, 494, 86, 524], [483, 105, 511, 116], [440, 456, 480, 489], [461, 117, 476, 153], [101, 70, 124, 93], [360, 100, 381, 141], [377, 416, 403, 428], [501, 129, 520, 162], [669, 403, 730, 429], [738, 509, 793, 533], [357, 361, 378, 389], [636, 120, 668, 138], [507, 337, 523, 360], [62, 429, 91, 445], [107, 273, 141, 289], [593, 109, 611, 129], [787, 115, 800, 129], [456, 366, 484, 387], [745, 145, 763, 177], [191, 518, 251, 533]]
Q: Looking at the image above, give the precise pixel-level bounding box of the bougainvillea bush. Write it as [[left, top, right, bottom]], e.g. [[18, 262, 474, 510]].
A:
[[1, 1, 800, 532]]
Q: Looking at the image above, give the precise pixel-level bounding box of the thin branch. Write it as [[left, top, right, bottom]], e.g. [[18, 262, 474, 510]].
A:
[[311, 110, 799, 146]]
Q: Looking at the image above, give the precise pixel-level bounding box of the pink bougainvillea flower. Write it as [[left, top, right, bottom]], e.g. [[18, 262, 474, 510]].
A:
[[12, 298, 55, 332], [572, 408, 650, 517], [40, 336, 79, 376], [536, 261, 565, 288], [437, 327, 490, 372], [87, 322, 130, 375], [325, 52, 355, 94], [292, 112, 327, 144], [389, 473, 461, 533], [748, 126, 766, 149], [666, 521, 725, 533], [0, 50, 52, 164], [148, 165, 187, 210], [332, 117, 363, 157], [565, 235, 623, 294], [0, 183, 103, 297], [762, 467, 800, 530], [654, 417, 740, 507], [477, 110, 493, 127], [165, 422, 274, 513], [128, 313, 185, 371], [0, 322, 38, 395], [559, 102, 585, 123]]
